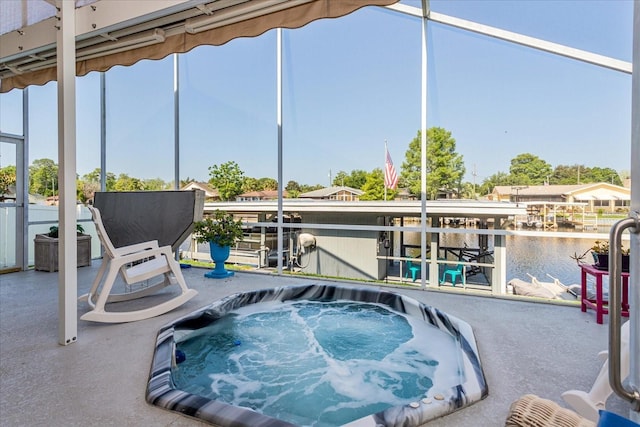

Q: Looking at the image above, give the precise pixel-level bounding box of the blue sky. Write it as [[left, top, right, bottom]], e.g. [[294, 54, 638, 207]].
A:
[[0, 0, 634, 187]]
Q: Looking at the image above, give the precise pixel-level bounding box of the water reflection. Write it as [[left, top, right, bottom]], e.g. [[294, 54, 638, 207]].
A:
[[504, 235, 591, 286]]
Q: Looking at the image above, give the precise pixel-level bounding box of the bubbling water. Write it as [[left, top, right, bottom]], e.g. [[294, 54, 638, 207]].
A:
[[173, 300, 462, 427]]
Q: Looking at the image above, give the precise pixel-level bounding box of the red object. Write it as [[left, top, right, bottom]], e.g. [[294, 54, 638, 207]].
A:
[[384, 148, 398, 190], [580, 263, 630, 324]]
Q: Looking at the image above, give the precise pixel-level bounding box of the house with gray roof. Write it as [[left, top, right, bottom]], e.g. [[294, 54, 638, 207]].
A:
[[236, 190, 287, 201], [299, 186, 364, 201], [489, 183, 630, 213]]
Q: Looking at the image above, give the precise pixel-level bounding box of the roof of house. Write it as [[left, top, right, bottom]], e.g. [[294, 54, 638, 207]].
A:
[[299, 186, 364, 198], [493, 184, 586, 196], [181, 182, 218, 198], [237, 190, 287, 199], [492, 183, 630, 197], [206, 199, 526, 219]]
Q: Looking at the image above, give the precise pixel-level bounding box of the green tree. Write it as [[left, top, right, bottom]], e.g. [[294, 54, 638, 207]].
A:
[[83, 168, 101, 183], [479, 171, 511, 195], [585, 167, 621, 185], [285, 180, 301, 198], [180, 177, 196, 187], [208, 161, 245, 201], [82, 168, 116, 191], [360, 168, 397, 200], [113, 173, 145, 191], [401, 132, 424, 197], [76, 178, 99, 203], [332, 171, 349, 188], [241, 177, 259, 193], [550, 164, 621, 185], [143, 178, 168, 191], [332, 169, 368, 189], [509, 153, 552, 185], [401, 127, 466, 200], [300, 183, 324, 193], [257, 177, 278, 191], [240, 177, 277, 193], [29, 158, 58, 197], [459, 182, 477, 199], [285, 180, 301, 192], [551, 164, 583, 185], [0, 165, 17, 197]]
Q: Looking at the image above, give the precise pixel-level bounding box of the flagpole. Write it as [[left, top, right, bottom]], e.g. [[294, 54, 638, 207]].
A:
[[384, 140, 388, 201]]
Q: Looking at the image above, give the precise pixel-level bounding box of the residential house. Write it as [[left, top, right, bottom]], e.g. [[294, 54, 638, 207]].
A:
[[489, 183, 630, 213], [298, 186, 364, 201], [236, 190, 287, 201], [394, 188, 416, 201], [181, 182, 219, 202]]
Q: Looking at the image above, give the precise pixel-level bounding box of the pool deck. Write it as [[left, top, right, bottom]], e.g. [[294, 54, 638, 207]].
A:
[[0, 264, 631, 427]]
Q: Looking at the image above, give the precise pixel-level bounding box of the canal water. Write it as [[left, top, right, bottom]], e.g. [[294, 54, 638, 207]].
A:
[[506, 235, 590, 286]]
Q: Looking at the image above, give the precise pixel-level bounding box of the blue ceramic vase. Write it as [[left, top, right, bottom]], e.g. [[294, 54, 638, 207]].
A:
[[205, 242, 234, 279]]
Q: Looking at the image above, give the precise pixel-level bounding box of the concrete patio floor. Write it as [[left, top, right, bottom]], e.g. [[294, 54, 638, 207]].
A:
[[0, 264, 631, 426]]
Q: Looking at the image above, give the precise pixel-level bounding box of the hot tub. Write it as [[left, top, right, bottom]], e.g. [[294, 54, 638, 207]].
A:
[[146, 284, 488, 426]]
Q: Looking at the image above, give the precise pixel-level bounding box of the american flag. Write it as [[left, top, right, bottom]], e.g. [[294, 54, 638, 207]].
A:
[[384, 148, 398, 189]]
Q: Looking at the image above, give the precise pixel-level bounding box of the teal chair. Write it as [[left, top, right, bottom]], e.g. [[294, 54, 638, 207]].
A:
[[441, 263, 465, 286], [404, 260, 421, 282]]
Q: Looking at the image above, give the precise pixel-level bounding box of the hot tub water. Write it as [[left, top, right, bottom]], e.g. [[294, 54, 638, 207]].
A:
[[173, 300, 461, 426]]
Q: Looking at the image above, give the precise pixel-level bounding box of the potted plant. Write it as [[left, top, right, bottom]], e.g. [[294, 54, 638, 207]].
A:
[[621, 246, 631, 273], [34, 224, 92, 272], [193, 210, 244, 278], [591, 240, 610, 271], [591, 240, 630, 272]]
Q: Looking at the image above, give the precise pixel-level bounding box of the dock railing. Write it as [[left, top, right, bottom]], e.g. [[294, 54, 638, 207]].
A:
[[181, 231, 291, 268], [179, 214, 619, 297]]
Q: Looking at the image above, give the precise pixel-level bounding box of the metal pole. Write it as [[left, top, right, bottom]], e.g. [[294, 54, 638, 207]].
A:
[[420, 1, 429, 288], [608, 217, 640, 415], [173, 54, 180, 261], [20, 88, 29, 270], [622, 2, 640, 420], [100, 72, 106, 192], [56, 0, 78, 346], [276, 28, 284, 275], [174, 53, 180, 191], [384, 140, 388, 201]]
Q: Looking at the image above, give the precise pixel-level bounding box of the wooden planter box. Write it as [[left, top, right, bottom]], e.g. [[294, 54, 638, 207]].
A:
[[34, 234, 92, 272]]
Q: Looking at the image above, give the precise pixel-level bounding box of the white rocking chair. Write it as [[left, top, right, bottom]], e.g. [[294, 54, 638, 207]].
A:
[[79, 206, 197, 323], [562, 321, 631, 422]]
